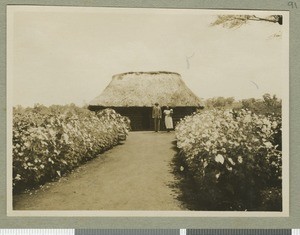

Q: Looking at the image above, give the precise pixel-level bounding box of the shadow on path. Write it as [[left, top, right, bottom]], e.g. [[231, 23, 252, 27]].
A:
[[169, 141, 211, 211]]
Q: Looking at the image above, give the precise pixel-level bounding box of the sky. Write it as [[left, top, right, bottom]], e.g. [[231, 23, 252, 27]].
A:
[[8, 7, 288, 107]]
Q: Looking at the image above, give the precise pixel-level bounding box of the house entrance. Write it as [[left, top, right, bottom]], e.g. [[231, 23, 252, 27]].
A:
[[141, 108, 152, 130]]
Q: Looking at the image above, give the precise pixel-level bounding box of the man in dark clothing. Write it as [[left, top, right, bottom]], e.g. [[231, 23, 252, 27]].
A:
[[152, 102, 162, 132]]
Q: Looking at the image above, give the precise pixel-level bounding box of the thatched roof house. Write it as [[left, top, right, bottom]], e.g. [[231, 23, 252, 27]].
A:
[[89, 71, 203, 131]]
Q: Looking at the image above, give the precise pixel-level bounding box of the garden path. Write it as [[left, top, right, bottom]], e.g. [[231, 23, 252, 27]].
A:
[[13, 131, 184, 210]]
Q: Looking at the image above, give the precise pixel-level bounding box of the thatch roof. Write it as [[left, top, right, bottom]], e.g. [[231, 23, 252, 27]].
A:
[[89, 71, 203, 107]]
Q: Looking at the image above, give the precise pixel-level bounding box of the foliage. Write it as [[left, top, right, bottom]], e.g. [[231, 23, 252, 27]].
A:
[[238, 94, 282, 117], [204, 97, 235, 109], [204, 93, 281, 117], [175, 108, 282, 211], [12, 105, 130, 193], [211, 15, 283, 28]]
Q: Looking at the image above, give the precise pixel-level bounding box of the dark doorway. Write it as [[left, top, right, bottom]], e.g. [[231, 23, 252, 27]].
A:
[[141, 108, 151, 130], [88, 106, 199, 131]]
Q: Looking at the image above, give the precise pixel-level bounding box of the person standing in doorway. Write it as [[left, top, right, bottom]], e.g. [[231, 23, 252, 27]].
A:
[[163, 106, 173, 132], [152, 102, 162, 132]]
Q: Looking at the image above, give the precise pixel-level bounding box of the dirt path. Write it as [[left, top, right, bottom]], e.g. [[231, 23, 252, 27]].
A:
[[13, 131, 184, 210]]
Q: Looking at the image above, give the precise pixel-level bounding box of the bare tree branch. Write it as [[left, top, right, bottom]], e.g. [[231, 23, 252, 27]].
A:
[[211, 15, 283, 29]]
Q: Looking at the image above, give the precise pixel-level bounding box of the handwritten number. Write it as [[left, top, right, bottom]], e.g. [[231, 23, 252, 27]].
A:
[[288, 1, 298, 8]]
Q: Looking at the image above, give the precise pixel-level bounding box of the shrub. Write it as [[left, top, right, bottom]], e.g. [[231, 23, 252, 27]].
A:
[[12, 105, 130, 193], [238, 93, 282, 117], [175, 109, 282, 211]]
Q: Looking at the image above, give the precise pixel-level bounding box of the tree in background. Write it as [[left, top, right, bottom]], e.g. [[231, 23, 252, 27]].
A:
[[205, 97, 235, 109], [239, 93, 282, 116], [211, 15, 283, 39], [211, 15, 283, 28], [203, 94, 281, 117]]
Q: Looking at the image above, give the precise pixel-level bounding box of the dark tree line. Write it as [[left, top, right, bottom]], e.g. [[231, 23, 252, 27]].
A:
[[204, 94, 281, 116]]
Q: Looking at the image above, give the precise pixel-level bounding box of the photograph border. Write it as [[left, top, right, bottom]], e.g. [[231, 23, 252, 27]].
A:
[[6, 6, 290, 218], [0, 0, 299, 229]]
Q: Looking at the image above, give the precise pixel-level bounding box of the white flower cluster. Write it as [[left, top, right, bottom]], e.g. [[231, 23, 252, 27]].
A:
[[13, 106, 130, 192], [175, 109, 282, 180]]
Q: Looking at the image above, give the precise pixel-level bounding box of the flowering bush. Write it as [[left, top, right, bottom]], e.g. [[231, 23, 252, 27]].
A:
[[13, 105, 130, 193], [175, 109, 282, 211], [96, 108, 131, 140]]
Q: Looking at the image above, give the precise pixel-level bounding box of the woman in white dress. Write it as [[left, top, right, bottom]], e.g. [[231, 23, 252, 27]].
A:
[[163, 106, 173, 132]]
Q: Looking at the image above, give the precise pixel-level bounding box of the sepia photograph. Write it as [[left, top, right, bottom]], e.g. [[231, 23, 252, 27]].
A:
[[7, 6, 289, 216]]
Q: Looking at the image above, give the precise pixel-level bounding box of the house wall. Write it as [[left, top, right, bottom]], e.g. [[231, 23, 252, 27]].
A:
[[88, 106, 199, 131]]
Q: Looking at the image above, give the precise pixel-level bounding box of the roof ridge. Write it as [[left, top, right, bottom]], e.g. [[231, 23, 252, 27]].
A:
[[113, 71, 181, 77]]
